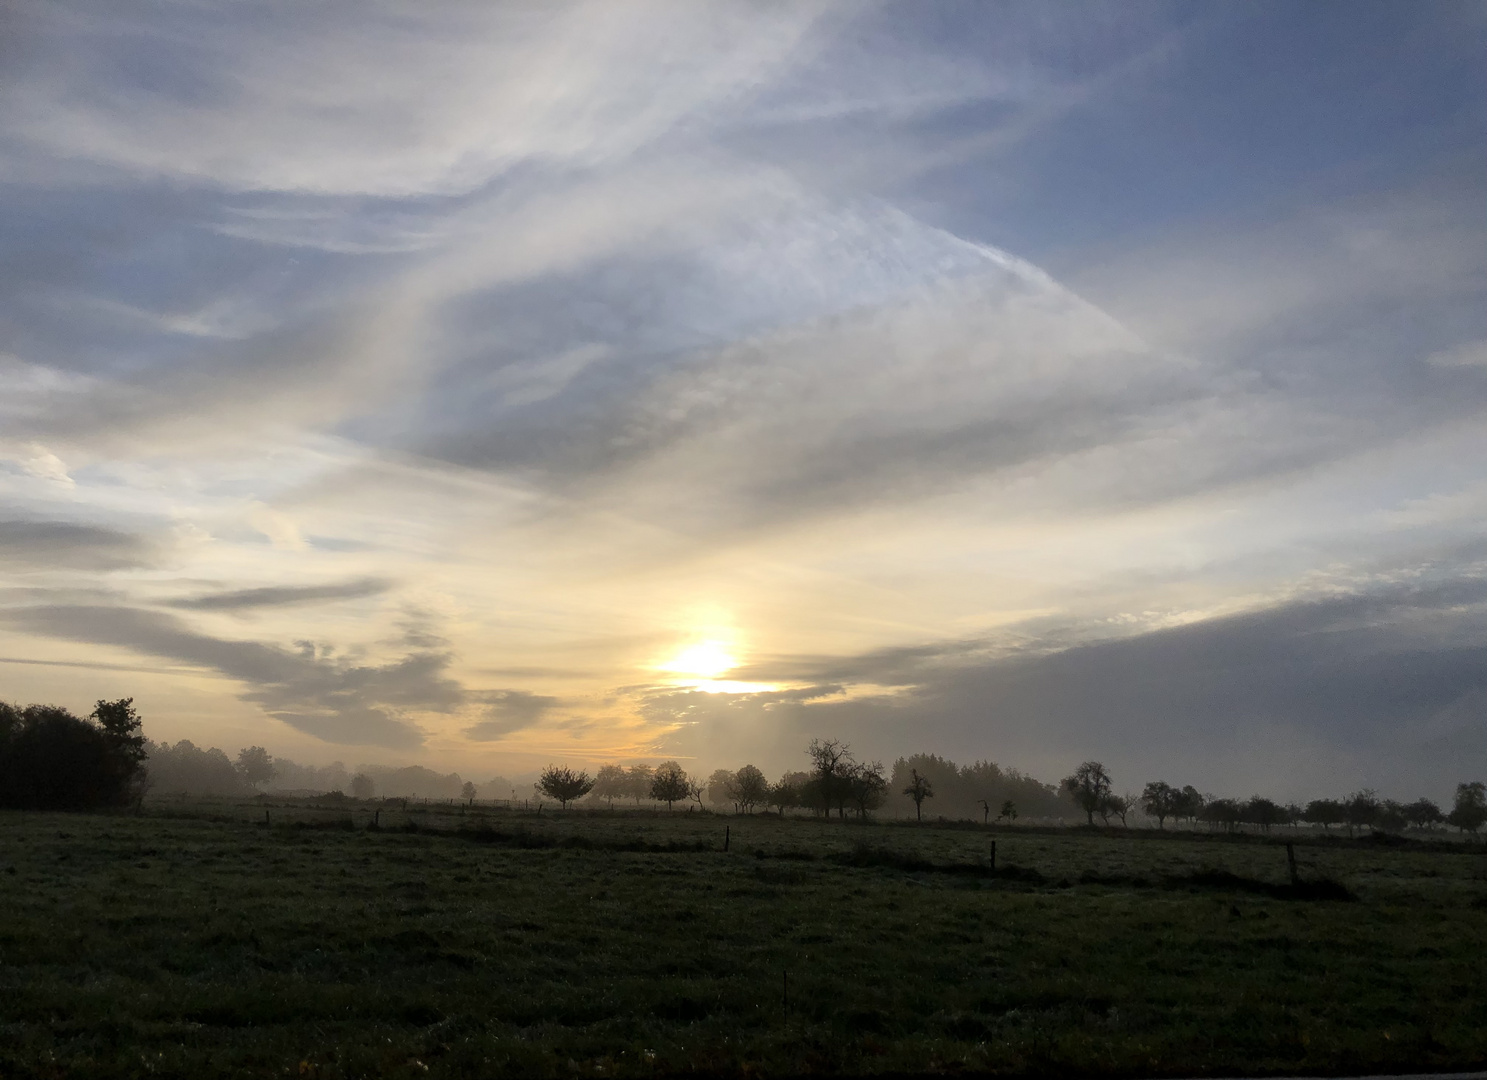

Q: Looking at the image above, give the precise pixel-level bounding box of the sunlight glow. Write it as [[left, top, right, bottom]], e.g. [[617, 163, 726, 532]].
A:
[[659, 640, 737, 679]]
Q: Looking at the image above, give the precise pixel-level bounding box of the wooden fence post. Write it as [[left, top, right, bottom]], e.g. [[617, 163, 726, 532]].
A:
[[1285, 841, 1299, 885]]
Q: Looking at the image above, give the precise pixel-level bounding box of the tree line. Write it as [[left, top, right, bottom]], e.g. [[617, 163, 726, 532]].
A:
[[6, 697, 1483, 836], [1062, 760, 1487, 836]]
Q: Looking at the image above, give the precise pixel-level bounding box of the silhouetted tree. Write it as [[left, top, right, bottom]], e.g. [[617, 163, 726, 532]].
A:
[[145, 740, 243, 795], [590, 764, 627, 807], [766, 775, 800, 816], [1303, 798, 1344, 830], [726, 765, 769, 814], [1449, 781, 1486, 836], [902, 769, 933, 822], [1243, 796, 1285, 833], [1103, 792, 1132, 827], [0, 699, 148, 810], [1404, 797, 1443, 830], [351, 772, 376, 799], [461, 780, 477, 802], [1141, 781, 1180, 829], [706, 768, 737, 810], [1344, 790, 1380, 837], [650, 761, 689, 810], [536, 765, 594, 809], [687, 776, 707, 812], [998, 799, 1018, 823], [847, 760, 888, 818], [1174, 785, 1205, 825], [1201, 796, 1243, 834], [1061, 761, 1112, 825], [235, 746, 276, 790], [625, 764, 654, 805], [807, 739, 858, 818]]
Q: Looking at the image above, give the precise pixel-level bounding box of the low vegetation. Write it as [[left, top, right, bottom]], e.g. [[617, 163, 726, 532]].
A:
[[1, 796, 1485, 1078]]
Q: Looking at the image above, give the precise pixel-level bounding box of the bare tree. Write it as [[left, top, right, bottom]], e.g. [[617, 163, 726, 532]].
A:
[[536, 765, 594, 809], [1061, 761, 1112, 826], [902, 769, 934, 822]]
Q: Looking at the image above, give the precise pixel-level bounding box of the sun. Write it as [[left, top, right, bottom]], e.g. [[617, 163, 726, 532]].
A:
[[660, 640, 737, 680]]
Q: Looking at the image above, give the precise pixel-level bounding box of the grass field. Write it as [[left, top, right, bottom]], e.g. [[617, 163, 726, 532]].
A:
[[1, 800, 1485, 1078]]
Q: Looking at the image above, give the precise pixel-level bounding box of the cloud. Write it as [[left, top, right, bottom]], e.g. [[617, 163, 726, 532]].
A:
[[464, 690, 561, 740], [0, 605, 463, 748], [660, 578, 1487, 800], [0, 519, 156, 571], [168, 577, 393, 612]]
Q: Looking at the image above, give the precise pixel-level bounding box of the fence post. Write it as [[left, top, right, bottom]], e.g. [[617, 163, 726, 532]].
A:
[[990, 840, 996, 871], [1285, 841, 1299, 885]]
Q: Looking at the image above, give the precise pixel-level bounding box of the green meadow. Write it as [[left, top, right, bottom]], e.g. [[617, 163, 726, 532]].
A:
[[1, 800, 1484, 1078]]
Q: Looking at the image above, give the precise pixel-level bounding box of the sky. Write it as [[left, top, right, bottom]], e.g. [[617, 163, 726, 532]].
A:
[[1, 1, 1484, 801]]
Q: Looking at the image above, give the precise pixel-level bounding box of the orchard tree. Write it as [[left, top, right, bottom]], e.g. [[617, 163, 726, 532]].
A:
[[1141, 781, 1180, 829], [1061, 761, 1112, 826], [807, 738, 854, 818], [1449, 781, 1486, 836], [727, 765, 769, 814], [461, 780, 477, 802], [1404, 798, 1444, 830], [1304, 798, 1344, 830], [590, 764, 628, 807], [847, 761, 888, 818], [536, 765, 594, 809], [235, 746, 277, 790], [902, 769, 934, 822], [766, 776, 799, 817], [625, 764, 654, 805], [650, 761, 690, 810]]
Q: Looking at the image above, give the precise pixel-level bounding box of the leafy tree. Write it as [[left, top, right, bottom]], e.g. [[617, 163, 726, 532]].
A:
[[766, 775, 801, 816], [590, 764, 628, 807], [1141, 781, 1180, 829], [1242, 796, 1285, 833], [1061, 761, 1112, 826], [1174, 785, 1205, 825], [1448, 781, 1486, 836], [1375, 799, 1408, 834], [902, 769, 934, 821], [145, 740, 244, 796], [1403, 797, 1444, 830], [1102, 792, 1132, 827], [706, 768, 737, 810], [235, 746, 277, 790], [536, 765, 594, 809], [1201, 797, 1243, 833], [0, 700, 149, 809], [847, 760, 888, 818], [1303, 798, 1344, 830], [650, 761, 689, 810], [351, 772, 376, 799], [998, 799, 1018, 823], [625, 764, 654, 805], [1344, 790, 1380, 837], [807, 738, 855, 818], [461, 780, 477, 802], [726, 764, 769, 814]]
